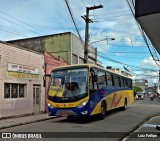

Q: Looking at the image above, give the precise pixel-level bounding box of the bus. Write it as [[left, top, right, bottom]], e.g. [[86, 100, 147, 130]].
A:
[[44, 64, 134, 119]]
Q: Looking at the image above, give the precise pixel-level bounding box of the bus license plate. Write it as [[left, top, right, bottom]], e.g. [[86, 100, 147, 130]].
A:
[[61, 113, 68, 117]]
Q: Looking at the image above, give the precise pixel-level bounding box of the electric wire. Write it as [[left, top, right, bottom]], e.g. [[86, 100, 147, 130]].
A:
[[89, 10, 130, 16], [0, 15, 40, 35], [0, 10, 43, 35], [0, 28, 26, 37], [89, 50, 158, 72], [0, 24, 28, 37], [125, 0, 160, 68], [64, 0, 83, 42]]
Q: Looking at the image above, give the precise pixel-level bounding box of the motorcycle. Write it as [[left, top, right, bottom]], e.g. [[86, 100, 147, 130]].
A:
[[150, 93, 155, 101]]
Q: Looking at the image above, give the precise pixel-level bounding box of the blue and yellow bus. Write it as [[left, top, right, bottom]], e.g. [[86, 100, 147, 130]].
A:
[[44, 64, 134, 119]]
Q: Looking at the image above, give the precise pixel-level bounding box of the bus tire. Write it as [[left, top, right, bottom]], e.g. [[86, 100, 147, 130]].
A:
[[121, 98, 127, 111], [98, 101, 106, 120]]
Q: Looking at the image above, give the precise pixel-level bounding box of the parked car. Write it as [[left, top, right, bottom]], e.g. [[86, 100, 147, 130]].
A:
[[135, 92, 144, 100]]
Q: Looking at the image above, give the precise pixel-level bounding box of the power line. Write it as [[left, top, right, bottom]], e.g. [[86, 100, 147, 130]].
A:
[[93, 17, 134, 22], [60, 0, 76, 33], [88, 50, 158, 72], [0, 24, 28, 37], [64, 0, 83, 42], [0, 15, 40, 35], [107, 51, 149, 54], [97, 0, 101, 5], [125, 0, 160, 68], [91, 13, 132, 19], [92, 0, 95, 5], [81, 0, 86, 7], [104, 54, 152, 60], [90, 10, 130, 16], [0, 10, 43, 35], [0, 28, 26, 37]]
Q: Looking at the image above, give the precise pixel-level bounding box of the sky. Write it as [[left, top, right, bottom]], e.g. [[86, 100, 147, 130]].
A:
[[0, 0, 159, 86]]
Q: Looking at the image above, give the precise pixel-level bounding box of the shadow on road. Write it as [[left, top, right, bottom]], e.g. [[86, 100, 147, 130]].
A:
[[52, 107, 126, 124]]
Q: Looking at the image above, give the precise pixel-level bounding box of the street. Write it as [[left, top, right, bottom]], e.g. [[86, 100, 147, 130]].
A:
[[0, 97, 160, 141]]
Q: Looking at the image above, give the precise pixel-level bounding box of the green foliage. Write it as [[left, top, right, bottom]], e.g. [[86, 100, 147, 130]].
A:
[[133, 86, 142, 93]]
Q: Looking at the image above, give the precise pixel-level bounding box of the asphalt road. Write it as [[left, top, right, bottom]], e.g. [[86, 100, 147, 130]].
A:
[[0, 97, 160, 141]]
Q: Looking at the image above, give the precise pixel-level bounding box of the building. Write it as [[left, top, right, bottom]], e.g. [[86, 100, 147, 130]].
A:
[[0, 41, 45, 118], [8, 32, 98, 65], [133, 79, 148, 93]]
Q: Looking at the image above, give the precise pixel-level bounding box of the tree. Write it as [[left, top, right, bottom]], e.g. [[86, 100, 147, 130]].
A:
[[133, 86, 142, 96]]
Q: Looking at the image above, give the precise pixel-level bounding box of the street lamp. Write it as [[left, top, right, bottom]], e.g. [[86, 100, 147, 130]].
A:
[[87, 37, 115, 65]]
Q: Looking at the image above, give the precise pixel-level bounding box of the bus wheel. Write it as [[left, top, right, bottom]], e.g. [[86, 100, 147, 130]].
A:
[[121, 99, 127, 111], [98, 102, 106, 120]]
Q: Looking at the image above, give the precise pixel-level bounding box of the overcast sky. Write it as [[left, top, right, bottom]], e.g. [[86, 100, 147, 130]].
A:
[[0, 0, 159, 86]]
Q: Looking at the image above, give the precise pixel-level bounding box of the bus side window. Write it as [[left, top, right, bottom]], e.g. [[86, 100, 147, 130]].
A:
[[124, 79, 129, 88], [97, 71, 106, 89], [106, 73, 113, 86], [128, 79, 132, 88], [120, 78, 125, 88], [90, 69, 98, 94], [113, 75, 120, 87], [118, 77, 121, 87]]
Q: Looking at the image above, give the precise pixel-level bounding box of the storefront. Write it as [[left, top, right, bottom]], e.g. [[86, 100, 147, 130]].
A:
[[0, 41, 45, 118]]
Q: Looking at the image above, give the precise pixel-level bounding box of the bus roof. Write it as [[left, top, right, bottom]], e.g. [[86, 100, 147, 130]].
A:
[[52, 64, 132, 79]]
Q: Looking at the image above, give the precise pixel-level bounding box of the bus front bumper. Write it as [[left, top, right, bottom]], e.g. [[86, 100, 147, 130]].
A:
[[48, 106, 89, 117]]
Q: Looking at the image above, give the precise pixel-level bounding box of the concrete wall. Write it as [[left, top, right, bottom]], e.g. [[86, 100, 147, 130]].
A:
[[71, 33, 97, 64], [8, 32, 72, 64], [0, 42, 45, 118], [45, 33, 71, 64], [8, 32, 97, 65]]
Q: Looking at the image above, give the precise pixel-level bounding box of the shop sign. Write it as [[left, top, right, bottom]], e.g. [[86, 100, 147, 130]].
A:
[[8, 63, 39, 74], [6, 72, 39, 80]]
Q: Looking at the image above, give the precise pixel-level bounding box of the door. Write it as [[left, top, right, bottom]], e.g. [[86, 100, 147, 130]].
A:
[[33, 85, 41, 114]]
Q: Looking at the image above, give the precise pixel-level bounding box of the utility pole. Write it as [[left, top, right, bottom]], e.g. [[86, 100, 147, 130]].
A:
[[158, 70, 160, 93], [82, 5, 103, 63], [159, 70, 160, 83]]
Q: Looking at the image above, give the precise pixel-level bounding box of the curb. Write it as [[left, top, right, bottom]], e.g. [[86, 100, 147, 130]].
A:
[[0, 117, 56, 130], [120, 113, 160, 141]]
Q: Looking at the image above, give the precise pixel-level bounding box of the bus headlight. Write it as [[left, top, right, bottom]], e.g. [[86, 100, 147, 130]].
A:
[[48, 103, 54, 109], [77, 100, 88, 108]]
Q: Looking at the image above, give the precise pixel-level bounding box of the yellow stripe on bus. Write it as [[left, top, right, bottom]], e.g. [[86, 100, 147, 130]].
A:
[[90, 90, 134, 115]]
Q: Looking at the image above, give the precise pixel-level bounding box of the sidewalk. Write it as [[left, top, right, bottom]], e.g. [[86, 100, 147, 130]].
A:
[[0, 113, 55, 130], [123, 115, 160, 140]]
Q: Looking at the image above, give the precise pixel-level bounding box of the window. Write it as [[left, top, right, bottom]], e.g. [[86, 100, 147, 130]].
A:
[[128, 79, 132, 88], [4, 83, 26, 98], [106, 73, 113, 86], [97, 71, 106, 89], [90, 69, 98, 90], [113, 75, 120, 87], [120, 78, 125, 87], [124, 79, 132, 88]]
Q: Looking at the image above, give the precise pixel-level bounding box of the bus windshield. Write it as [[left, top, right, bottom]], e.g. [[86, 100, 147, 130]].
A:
[[49, 68, 88, 100]]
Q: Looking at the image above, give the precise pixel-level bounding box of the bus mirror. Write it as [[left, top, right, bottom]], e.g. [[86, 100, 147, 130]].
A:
[[43, 74, 51, 87]]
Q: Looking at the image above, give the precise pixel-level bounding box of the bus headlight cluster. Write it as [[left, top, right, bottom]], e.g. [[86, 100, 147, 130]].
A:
[[48, 103, 54, 109], [77, 100, 88, 108]]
